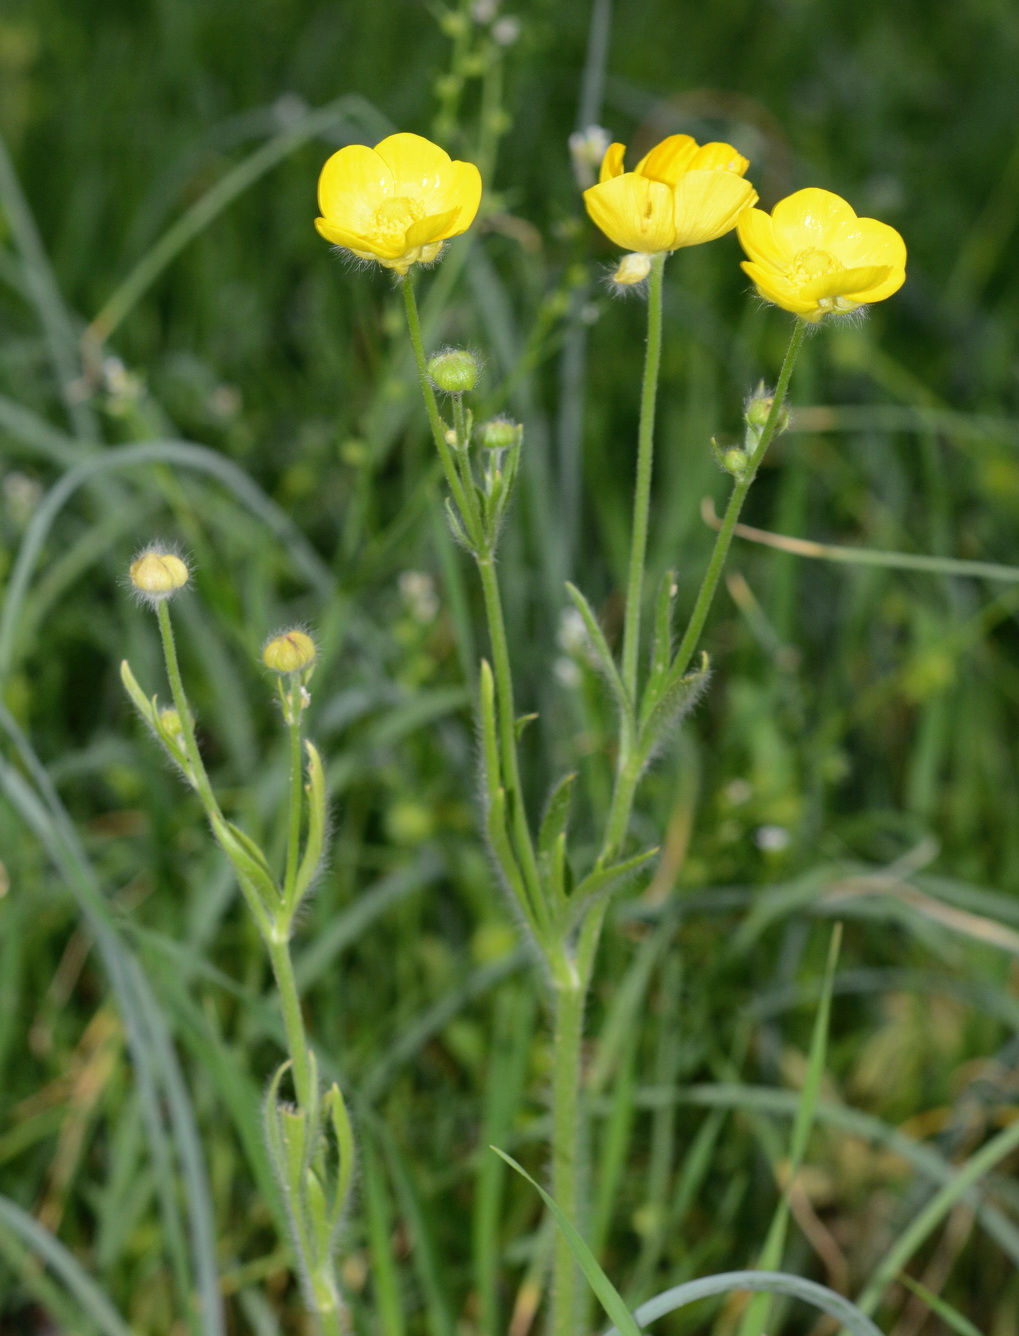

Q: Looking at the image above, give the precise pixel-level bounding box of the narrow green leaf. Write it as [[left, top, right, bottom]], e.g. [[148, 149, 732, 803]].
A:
[[568, 847, 659, 928], [564, 582, 631, 719], [491, 1147, 643, 1336], [292, 739, 327, 911], [646, 569, 677, 689], [538, 772, 577, 860], [897, 1277, 983, 1336], [738, 924, 842, 1336], [638, 651, 710, 747], [0, 1194, 134, 1336], [514, 711, 539, 739]]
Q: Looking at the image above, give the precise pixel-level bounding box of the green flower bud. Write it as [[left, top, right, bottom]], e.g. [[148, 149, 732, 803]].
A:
[[723, 447, 749, 478], [479, 417, 521, 450], [744, 381, 790, 434], [158, 708, 183, 738], [427, 349, 480, 394]]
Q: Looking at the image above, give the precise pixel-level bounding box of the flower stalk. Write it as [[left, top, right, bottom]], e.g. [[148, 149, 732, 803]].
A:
[[123, 606, 350, 1334]]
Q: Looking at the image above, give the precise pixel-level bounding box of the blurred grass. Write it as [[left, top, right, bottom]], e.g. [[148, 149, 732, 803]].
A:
[[3, 0, 1019, 1332]]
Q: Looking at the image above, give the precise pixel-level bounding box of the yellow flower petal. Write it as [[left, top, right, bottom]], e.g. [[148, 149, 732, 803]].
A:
[[441, 160, 483, 232], [406, 207, 462, 249], [314, 215, 375, 251], [634, 134, 698, 184], [689, 141, 751, 176], [583, 173, 676, 253], [670, 171, 758, 247], [599, 142, 627, 183], [372, 132, 454, 199], [800, 263, 893, 303], [828, 216, 907, 273], [741, 260, 821, 316], [769, 188, 858, 252], [736, 206, 787, 270], [317, 144, 392, 233]]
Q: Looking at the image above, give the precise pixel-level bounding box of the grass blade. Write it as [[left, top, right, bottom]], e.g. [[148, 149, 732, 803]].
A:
[[491, 1147, 643, 1336]]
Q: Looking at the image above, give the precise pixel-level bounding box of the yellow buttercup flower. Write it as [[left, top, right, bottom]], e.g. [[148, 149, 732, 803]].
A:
[[315, 133, 482, 276], [582, 134, 758, 279], [738, 188, 906, 321]]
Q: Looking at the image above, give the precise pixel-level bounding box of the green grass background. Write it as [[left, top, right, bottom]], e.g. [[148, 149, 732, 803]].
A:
[[3, 0, 1019, 1332]]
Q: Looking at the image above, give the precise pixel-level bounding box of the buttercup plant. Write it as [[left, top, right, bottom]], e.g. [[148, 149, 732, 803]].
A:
[[118, 126, 906, 1336], [314, 129, 907, 1336]]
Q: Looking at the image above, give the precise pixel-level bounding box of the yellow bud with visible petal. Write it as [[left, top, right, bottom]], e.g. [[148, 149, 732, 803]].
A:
[[129, 548, 190, 606], [612, 252, 653, 285], [315, 133, 482, 276], [737, 188, 906, 322], [263, 630, 317, 675]]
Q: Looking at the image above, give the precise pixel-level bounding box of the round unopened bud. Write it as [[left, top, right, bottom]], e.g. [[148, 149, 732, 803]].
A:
[[158, 708, 183, 737], [745, 383, 790, 434], [723, 447, 749, 478], [263, 629, 317, 674], [427, 349, 480, 394], [479, 417, 521, 450], [612, 252, 653, 286], [129, 549, 189, 601]]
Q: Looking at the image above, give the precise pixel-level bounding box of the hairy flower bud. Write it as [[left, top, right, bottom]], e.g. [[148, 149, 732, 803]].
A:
[[129, 548, 190, 605], [263, 630, 317, 674], [612, 252, 653, 286], [427, 349, 480, 394], [479, 417, 521, 450]]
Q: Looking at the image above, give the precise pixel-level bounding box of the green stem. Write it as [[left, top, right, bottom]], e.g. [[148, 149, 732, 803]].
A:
[[620, 254, 666, 704], [476, 556, 547, 938], [401, 271, 545, 937], [267, 931, 314, 1113], [282, 682, 304, 915], [672, 317, 808, 679], [550, 975, 587, 1336], [156, 602, 223, 821], [401, 275, 481, 543]]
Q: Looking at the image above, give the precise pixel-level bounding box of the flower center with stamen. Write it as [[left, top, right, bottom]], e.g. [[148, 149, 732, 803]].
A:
[[790, 247, 842, 285], [371, 196, 424, 248]]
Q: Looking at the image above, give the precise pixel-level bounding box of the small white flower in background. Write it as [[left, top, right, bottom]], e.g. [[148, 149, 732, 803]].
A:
[[569, 124, 612, 189], [724, 779, 752, 806], [492, 16, 520, 45], [399, 571, 440, 623], [554, 657, 581, 689], [755, 825, 791, 852], [3, 472, 43, 529]]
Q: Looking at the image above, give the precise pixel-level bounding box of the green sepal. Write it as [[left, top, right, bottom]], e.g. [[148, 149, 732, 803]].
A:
[[567, 846, 659, 930], [564, 582, 631, 721]]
